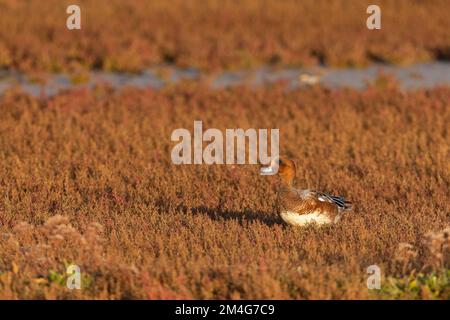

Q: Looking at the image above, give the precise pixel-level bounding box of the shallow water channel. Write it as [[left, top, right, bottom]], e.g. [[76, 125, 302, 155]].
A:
[[1, 61, 449, 97]]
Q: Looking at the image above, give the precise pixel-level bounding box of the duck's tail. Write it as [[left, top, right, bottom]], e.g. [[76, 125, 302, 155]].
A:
[[342, 199, 353, 212], [333, 198, 352, 223], [328, 195, 352, 212]]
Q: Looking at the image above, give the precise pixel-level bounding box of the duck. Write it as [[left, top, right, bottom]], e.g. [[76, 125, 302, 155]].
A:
[[299, 73, 320, 85], [260, 157, 352, 226]]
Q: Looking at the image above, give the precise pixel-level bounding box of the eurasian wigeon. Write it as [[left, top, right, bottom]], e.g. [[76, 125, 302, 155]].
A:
[[261, 157, 352, 226], [299, 73, 320, 85]]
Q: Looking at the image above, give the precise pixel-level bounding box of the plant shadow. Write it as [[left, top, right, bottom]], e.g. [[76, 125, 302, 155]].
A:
[[177, 204, 282, 227]]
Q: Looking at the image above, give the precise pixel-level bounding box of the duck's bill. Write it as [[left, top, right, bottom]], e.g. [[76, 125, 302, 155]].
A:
[[260, 166, 277, 175]]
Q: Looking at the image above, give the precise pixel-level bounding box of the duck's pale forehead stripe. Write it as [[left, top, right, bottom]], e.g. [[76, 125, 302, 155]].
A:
[[260, 166, 275, 175]]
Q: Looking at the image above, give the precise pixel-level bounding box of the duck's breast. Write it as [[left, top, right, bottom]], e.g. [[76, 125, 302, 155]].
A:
[[280, 211, 332, 226]]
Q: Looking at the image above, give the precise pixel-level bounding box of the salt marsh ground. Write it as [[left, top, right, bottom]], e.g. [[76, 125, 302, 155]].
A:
[[0, 0, 449, 300], [0, 83, 449, 299]]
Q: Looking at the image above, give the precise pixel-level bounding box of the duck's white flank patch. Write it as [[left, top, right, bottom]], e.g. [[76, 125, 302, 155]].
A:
[[280, 211, 332, 226]]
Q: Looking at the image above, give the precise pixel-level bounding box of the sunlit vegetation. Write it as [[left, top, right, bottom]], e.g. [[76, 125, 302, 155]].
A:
[[0, 0, 449, 73], [0, 83, 448, 299]]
